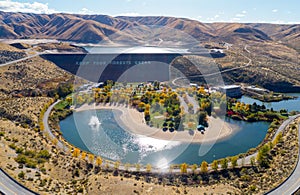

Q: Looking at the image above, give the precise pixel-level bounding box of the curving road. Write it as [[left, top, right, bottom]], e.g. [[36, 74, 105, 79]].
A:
[[267, 118, 300, 195], [43, 100, 69, 152], [0, 50, 49, 68], [0, 168, 38, 195]]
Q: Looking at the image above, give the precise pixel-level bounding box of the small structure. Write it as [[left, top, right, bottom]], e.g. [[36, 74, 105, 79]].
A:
[[218, 85, 242, 98], [197, 125, 205, 131], [245, 86, 269, 95], [190, 83, 198, 88]]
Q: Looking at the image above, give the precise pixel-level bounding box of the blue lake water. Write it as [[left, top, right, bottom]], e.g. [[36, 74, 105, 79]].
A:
[[60, 109, 270, 167], [238, 93, 300, 112]]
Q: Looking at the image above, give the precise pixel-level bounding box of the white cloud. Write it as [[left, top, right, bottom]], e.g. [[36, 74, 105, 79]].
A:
[[0, 0, 56, 14], [235, 13, 245, 18], [232, 17, 241, 21], [115, 12, 140, 17], [242, 10, 247, 14], [79, 8, 94, 15], [272, 9, 278, 13]]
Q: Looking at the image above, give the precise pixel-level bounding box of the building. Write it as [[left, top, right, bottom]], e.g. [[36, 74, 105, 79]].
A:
[[219, 85, 242, 98], [245, 86, 269, 95]]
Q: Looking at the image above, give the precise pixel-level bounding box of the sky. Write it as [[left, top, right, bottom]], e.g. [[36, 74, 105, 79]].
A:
[[0, 0, 299, 24]]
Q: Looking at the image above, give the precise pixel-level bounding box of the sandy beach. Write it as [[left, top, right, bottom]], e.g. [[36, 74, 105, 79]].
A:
[[75, 103, 234, 143]]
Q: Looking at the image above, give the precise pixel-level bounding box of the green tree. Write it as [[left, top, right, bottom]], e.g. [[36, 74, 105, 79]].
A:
[[212, 160, 219, 171], [18, 171, 25, 179], [191, 164, 198, 173], [257, 144, 270, 168], [221, 158, 228, 170], [250, 157, 256, 167], [231, 156, 238, 168]]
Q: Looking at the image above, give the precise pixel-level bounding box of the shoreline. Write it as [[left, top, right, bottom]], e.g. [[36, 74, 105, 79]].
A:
[[74, 103, 234, 143]]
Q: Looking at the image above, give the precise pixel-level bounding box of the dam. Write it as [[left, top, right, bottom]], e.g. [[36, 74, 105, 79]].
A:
[[41, 53, 180, 82], [41, 47, 224, 83]]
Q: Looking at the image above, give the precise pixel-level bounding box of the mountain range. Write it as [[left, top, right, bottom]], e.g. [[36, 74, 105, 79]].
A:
[[1, 11, 300, 50]]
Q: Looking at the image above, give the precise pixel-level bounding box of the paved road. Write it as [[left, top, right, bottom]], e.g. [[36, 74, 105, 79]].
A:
[[267, 120, 300, 194], [43, 100, 68, 152], [0, 49, 50, 68], [239, 114, 300, 166], [0, 168, 37, 195]]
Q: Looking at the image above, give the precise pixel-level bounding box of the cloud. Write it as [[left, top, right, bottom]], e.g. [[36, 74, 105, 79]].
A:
[[235, 13, 245, 18], [79, 8, 94, 15], [272, 9, 278, 13], [0, 0, 56, 14], [242, 10, 247, 14], [231, 17, 241, 21], [115, 12, 140, 17]]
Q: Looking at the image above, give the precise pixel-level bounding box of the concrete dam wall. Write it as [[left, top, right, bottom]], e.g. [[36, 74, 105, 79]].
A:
[[41, 53, 181, 83]]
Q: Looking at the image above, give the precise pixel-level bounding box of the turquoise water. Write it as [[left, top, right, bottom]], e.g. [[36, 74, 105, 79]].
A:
[[60, 109, 270, 166], [238, 93, 300, 112]]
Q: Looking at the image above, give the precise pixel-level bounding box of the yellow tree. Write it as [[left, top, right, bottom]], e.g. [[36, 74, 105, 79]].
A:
[[88, 154, 94, 164], [245, 104, 251, 112], [72, 148, 80, 158], [180, 163, 188, 174], [145, 104, 151, 111], [200, 161, 208, 173], [81, 152, 86, 160], [198, 86, 206, 95], [146, 164, 152, 173], [66, 96, 73, 105], [114, 161, 120, 170], [124, 163, 130, 172], [235, 102, 241, 110], [136, 163, 141, 172], [96, 156, 102, 167]]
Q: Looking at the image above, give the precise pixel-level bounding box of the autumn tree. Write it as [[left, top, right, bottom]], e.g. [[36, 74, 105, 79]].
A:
[[81, 152, 86, 160], [114, 161, 120, 170], [200, 161, 208, 173], [88, 154, 94, 164], [136, 163, 141, 172], [180, 163, 188, 174], [146, 164, 152, 173], [72, 148, 80, 158], [96, 156, 102, 167]]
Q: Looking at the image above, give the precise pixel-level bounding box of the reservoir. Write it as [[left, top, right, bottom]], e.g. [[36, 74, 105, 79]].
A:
[[60, 108, 270, 166], [238, 93, 300, 112]]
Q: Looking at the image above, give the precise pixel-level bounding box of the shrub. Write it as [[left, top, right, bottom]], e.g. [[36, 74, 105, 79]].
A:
[[18, 171, 25, 179]]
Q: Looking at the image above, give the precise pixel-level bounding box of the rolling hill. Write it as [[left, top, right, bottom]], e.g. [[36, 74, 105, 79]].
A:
[[0, 11, 299, 92], [0, 11, 299, 45]]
